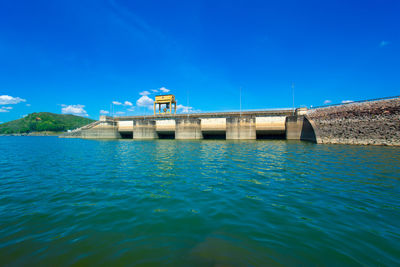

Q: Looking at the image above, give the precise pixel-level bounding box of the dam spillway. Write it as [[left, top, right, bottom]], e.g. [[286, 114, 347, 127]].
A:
[[62, 109, 315, 141], [113, 110, 298, 140]]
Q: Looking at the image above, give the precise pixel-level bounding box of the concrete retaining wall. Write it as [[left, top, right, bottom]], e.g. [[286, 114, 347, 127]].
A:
[[61, 121, 121, 139], [307, 98, 400, 146], [81, 126, 121, 139]]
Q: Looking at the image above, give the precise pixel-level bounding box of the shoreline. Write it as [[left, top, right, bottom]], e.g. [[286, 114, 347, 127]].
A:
[[0, 131, 61, 136]]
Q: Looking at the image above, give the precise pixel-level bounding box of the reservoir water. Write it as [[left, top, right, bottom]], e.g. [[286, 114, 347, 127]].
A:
[[0, 136, 399, 266]]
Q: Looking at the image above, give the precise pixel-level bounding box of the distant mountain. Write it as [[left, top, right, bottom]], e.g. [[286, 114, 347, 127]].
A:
[[0, 112, 95, 134]]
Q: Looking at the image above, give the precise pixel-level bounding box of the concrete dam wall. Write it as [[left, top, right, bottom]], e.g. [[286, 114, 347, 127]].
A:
[[61, 110, 295, 140], [60, 98, 400, 146], [307, 98, 400, 146]]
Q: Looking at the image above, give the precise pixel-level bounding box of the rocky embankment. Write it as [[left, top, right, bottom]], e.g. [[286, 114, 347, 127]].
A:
[[307, 98, 400, 146]]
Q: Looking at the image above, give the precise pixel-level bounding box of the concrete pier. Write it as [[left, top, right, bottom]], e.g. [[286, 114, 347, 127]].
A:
[[175, 118, 203, 139], [285, 116, 303, 140], [285, 115, 317, 142], [226, 117, 256, 140], [133, 120, 158, 139], [285, 108, 317, 142]]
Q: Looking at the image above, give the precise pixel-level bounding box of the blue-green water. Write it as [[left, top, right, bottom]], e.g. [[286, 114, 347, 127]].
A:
[[0, 137, 399, 266]]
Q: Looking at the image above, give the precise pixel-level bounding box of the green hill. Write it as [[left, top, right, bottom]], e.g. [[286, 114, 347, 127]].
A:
[[0, 112, 95, 134]]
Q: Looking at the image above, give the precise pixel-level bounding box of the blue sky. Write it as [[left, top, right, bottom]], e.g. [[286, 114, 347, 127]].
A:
[[0, 0, 399, 122]]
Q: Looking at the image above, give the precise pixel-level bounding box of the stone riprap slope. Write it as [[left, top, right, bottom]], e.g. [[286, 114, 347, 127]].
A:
[[307, 98, 400, 146]]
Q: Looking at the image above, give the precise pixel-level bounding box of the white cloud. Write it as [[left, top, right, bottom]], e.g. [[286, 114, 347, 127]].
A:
[[22, 114, 27, 118], [341, 100, 353, 104], [127, 107, 135, 112], [136, 95, 154, 108], [2, 106, 12, 110], [177, 104, 193, 113], [139, 91, 151, 96], [100, 110, 109, 114], [0, 108, 10, 113], [115, 111, 125, 115], [159, 87, 170, 93], [112, 100, 133, 106], [0, 95, 26, 105], [26, 104, 31, 107], [323, 100, 332, 104], [152, 89, 159, 93], [380, 41, 390, 47], [61, 104, 88, 116]]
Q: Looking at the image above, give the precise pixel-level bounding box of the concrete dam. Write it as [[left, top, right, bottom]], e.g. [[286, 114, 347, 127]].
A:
[[61, 97, 400, 146], [61, 109, 315, 141]]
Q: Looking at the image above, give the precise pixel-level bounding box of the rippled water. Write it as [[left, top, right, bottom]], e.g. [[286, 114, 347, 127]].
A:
[[0, 137, 399, 266]]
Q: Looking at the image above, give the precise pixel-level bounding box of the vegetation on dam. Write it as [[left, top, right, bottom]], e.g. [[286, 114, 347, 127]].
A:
[[0, 112, 95, 134]]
